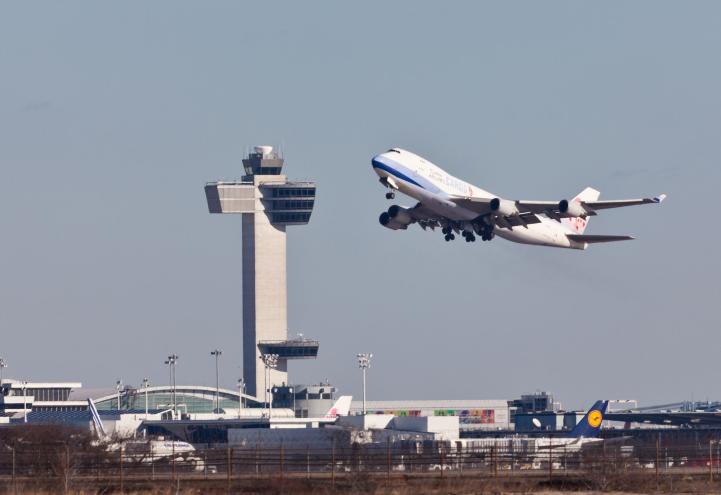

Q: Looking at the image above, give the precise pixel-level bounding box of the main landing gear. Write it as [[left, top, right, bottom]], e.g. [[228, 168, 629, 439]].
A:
[[479, 225, 495, 242], [462, 231, 476, 242], [441, 226, 455, 242], [385, 191, 395, 200]]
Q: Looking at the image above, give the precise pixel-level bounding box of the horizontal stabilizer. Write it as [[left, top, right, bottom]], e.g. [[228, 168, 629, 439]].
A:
[[567, 234, 634, 244]]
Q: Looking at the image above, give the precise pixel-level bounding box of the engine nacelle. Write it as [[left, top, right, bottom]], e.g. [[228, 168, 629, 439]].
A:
[[387, 205, 414, 225], [379, 212, 406, 230], [489, 197, 519, 216], [558, 199, 587, 217]]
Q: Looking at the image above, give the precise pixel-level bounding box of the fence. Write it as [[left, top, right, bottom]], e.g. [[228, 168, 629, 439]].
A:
[[1, 438, 721, 492]]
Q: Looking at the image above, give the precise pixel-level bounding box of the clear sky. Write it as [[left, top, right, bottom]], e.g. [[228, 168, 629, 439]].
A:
[[1, 2, 719, 409]]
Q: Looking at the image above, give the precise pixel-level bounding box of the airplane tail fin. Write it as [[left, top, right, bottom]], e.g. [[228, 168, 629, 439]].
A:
[[87, 398, 108, 439], [324, 396, 353, 418], [569, 400, 608, 438], [561, 187, 600, 234]]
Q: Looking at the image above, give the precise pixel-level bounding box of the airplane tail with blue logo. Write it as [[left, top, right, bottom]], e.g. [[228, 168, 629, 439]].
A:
[[568, 400, 608, 438]]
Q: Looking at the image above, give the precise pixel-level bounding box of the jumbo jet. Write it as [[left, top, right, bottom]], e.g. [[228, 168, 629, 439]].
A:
[[461, 400, 611, 458], [372, 148, 665, 249], [87, 399, 197, 462]]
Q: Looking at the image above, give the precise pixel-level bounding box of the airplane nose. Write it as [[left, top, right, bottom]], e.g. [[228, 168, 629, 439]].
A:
[[371, 154, 385, 170]]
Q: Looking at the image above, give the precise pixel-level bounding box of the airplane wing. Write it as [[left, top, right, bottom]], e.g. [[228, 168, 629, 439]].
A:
[[447, 198, 543, 225], [515, 194, 666, 217], [414, 200, 541, 229], [567, 234, 634, 244], [451, 193, 666, 220], [584, 194, 667, 210], [448, 197, 494, 215]]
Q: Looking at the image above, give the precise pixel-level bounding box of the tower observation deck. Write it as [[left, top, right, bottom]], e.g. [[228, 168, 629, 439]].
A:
[[204, 146, 317, 399]]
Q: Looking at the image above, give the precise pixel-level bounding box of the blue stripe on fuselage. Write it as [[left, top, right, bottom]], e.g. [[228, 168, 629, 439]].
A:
[[372, 158, 425, 190], [371, 158, 442, 194]]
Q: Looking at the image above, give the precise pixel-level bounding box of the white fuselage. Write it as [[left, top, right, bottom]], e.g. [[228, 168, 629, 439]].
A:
[[372, 149, 586, 249]]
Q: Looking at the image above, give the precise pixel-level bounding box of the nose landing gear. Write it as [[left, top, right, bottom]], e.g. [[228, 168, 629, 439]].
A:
[[385, 191, 395, 200]]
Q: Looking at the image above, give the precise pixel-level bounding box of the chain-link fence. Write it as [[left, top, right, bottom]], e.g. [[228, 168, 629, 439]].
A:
[[3, 437, 721, 492]]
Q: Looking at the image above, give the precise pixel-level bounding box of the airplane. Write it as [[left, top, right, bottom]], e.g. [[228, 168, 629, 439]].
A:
[[324, 395, 353, 419], [533, 399, 609, 452], [372, 148, 666, 249], [461, 400, 611, 458], [87, 398, 197, 462]]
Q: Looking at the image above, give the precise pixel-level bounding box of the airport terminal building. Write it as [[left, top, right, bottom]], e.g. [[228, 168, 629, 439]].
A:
[[350, 399, 511, 431]]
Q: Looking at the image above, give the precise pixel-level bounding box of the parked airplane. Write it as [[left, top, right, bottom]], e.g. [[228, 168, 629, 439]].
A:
[[461, 400, 610, 457], [533, 400, 609, 452], [87, 399, 196, 461], [372, 148, 665, 249]]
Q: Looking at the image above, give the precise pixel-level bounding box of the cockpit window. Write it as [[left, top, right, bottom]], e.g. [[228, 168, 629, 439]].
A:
[[386, 148, 401, 153]]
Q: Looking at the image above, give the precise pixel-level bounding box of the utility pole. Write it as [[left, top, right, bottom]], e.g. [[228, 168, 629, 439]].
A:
[[142, 378, 150, 419], [237, 378, 245, 418], [260, 353, 278, 419], [211, 349, 222, 413], [115, 379, 123, 410], [357, 353, 373, 415], [0, 357, 6, 384], [22, 380, 28, 423], [165, 354, 179, 418]]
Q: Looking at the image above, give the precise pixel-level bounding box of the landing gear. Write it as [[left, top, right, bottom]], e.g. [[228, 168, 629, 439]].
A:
[[462, 231, 476, 242], [444, 233, 455, 242], [385, 191, 395, 200], [478, 224, 495, 242]]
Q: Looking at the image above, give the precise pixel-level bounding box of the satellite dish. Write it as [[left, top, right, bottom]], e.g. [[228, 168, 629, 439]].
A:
[[532, 418, 542, 428]]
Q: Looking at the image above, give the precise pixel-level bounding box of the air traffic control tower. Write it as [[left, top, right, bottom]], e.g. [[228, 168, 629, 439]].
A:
[[205, 146, 317, 399]]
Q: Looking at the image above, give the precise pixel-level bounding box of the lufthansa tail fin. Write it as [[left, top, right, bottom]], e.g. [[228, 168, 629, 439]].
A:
[[561, 187, 600, 234], [568, 400, 608, 438]]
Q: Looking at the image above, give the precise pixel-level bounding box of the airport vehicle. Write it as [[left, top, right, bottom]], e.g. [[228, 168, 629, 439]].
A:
[[372, 148, 665, 249]]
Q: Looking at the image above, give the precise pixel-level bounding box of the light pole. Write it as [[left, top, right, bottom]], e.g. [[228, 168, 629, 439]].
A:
[[0, 358, 6, 384], [142, 378, 150, 419], [22, 380, 28, 423], [115, 379, 123, 410], [290, 387, 296, 417], [210, 349, 222, 413], [165, 354, 179, 419], [260, 353, 278, 419], [237, 378, 245, 418], [357, 353, 373, 415]]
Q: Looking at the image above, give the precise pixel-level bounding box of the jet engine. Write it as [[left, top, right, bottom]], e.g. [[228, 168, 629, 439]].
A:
[[489, 197, 519, 216], [387, 204, 414, 224], [379, 212, 407, 230], [558, 199, 588, 218]]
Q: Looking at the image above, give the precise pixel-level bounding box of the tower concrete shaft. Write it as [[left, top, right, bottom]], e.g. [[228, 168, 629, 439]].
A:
[[205, 146, 316, 400], [241, 175, 288, 398]]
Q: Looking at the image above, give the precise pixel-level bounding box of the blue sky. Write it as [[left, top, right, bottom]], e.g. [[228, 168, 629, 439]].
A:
[[1, 2, 719, 408]]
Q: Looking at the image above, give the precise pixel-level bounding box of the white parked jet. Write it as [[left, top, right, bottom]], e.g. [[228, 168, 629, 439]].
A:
[[372, 148, 666, 249]]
